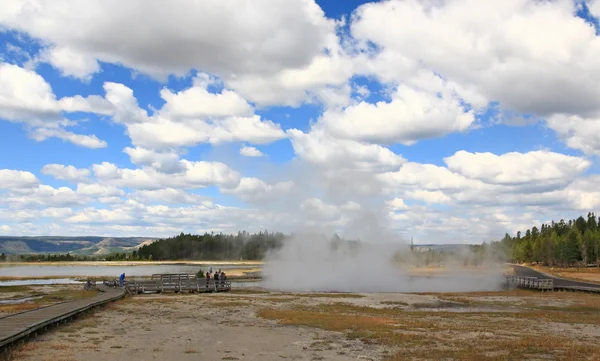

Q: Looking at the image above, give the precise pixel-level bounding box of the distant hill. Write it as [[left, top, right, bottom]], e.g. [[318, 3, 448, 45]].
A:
[[0, 236, 159, 255]]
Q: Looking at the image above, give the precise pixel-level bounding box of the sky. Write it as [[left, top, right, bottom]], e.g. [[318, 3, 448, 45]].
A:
[[1, 0, 600, 244]]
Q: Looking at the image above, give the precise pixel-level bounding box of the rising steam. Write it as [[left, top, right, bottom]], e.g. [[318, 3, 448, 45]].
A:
[[262, 231, 505, 293]]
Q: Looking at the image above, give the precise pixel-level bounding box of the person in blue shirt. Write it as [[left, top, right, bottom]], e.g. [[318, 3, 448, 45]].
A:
[[119, 273, 125, 287]]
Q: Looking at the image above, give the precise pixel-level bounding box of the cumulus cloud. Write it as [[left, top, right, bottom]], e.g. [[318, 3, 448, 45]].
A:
[[288, 129, 404, 172], [221, 178, 294, 203], [91, 161, 240, 190], [0, 62, 107, 148], [0, 169, 39, 189], [41, 164, 91, 183], [88, 81, 287, 150], [0, 0, 347, 107], [240, 146, 264, 157], [30, 128, 107, 149], [351, 0, 600, 117], [318, 83, 475, 144], [545, 114, 600, 156], [444, 150, 590, 186]]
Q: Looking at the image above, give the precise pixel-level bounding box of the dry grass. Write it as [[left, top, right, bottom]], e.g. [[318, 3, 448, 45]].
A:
[[284, 293, 364, 298], [533, 266, 600, 284], [0, 285, 32, 293], [211, 301, 251, 307], [230, 289, 269, 295], [380, 301, 409, 306], [258, 291, 600, 361], [0, 289, 98, 314]]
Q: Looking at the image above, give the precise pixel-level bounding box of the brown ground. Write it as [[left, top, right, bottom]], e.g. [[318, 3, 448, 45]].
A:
[[0, 285, 96, 316], [532, 265, 600, 285], [9, 287, 600, 361]]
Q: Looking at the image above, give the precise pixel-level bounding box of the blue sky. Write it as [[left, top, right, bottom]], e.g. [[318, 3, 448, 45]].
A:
[[1, 0, 600, 243]]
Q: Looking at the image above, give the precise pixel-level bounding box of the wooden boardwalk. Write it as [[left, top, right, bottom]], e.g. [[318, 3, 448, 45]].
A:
[[511, 265, 600, 294], [0, 285, 125, 353], [107, 273, 232, 294]]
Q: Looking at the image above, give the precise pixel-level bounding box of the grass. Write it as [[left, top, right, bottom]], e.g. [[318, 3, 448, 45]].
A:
[[533, 265, 600, 285], [230, 289, 270, 295], [380, 301, 409, 306], [0, 285, 32, 293], [284, 293, 364, 299], [0, 289, 98, 314], [258, 291, 600, 361], [211, 301, 251, 307]]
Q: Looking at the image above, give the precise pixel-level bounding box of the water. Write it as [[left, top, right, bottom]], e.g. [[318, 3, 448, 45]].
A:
[[0, 296, 44, 305], [0, 263, 257, 279], [0, 278, 81, 286]]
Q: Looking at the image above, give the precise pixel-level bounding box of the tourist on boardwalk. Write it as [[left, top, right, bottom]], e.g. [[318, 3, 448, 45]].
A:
[[119, 273, 125, 288], [220, 271, 227, 286], [205, 271, 210, 289], [214, 271, 220, 289]]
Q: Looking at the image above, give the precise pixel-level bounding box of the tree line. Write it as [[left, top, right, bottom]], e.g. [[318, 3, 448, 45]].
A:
[[136, 231, 286, 261], [18, 253, 93, 262], [496, 212, 600, 267]]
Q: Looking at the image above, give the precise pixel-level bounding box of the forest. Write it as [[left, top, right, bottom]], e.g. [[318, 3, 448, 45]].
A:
[[497, 212, 600, 266], [135, 231, 286, 261]]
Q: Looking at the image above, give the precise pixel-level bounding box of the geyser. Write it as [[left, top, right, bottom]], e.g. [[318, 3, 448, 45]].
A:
[[262, 232, 505, 293]]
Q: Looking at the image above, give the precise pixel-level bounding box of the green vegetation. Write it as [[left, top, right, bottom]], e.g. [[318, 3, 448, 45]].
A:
[[136, 231, 286, 260], [496, 212, 600, 266]]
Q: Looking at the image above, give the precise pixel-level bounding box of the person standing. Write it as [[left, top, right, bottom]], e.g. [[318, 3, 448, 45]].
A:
[[119, 273, 125, 287]]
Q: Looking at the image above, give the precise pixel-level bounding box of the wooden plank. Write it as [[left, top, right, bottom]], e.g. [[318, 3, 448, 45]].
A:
[[0, 286, 125, 350]]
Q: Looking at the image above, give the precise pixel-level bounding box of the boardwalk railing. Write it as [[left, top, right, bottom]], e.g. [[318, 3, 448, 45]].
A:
[[104, 274, 231, 294], [505, 275, 553, 291]]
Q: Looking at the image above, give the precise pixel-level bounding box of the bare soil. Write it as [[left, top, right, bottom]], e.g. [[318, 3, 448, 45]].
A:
[[10, 288, 600, 361]]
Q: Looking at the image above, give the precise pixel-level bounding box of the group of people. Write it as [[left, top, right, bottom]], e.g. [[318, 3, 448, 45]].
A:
[[205, 268, 227, 288]]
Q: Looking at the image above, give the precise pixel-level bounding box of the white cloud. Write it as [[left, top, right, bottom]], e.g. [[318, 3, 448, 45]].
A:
[[288, 129, 404, 172], [405, 190, 452, 204], [30, 128, 107, 149], [43, 46, 100, 80], [160, 75, 253, 118], [221, 177, 294, 203], [444, 150, 590, 186], [318, 83, 475, 144], [240, 146, 264, 157], [0, 169, 39, 189], [123, 147, 184, 174], [351, 0, 600, 117], [0, 62, 107, 148], [3, 185, 83, 208], [58, 95, 114, 115], [546, 114, 600, 156], [386, 198, 408, 211], [76, 184, 124, 197], [131, 189, 211, 205], [96, 82, 287, 150], [0, 62, 61, 126], [0, 0, 347, 107], [41, 164, 90, 182], [92, 161, 240, 190]]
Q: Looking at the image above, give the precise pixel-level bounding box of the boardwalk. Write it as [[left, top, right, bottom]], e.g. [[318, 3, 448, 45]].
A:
[[0, 285, 125, 352], [512, 265, 600, 293]]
